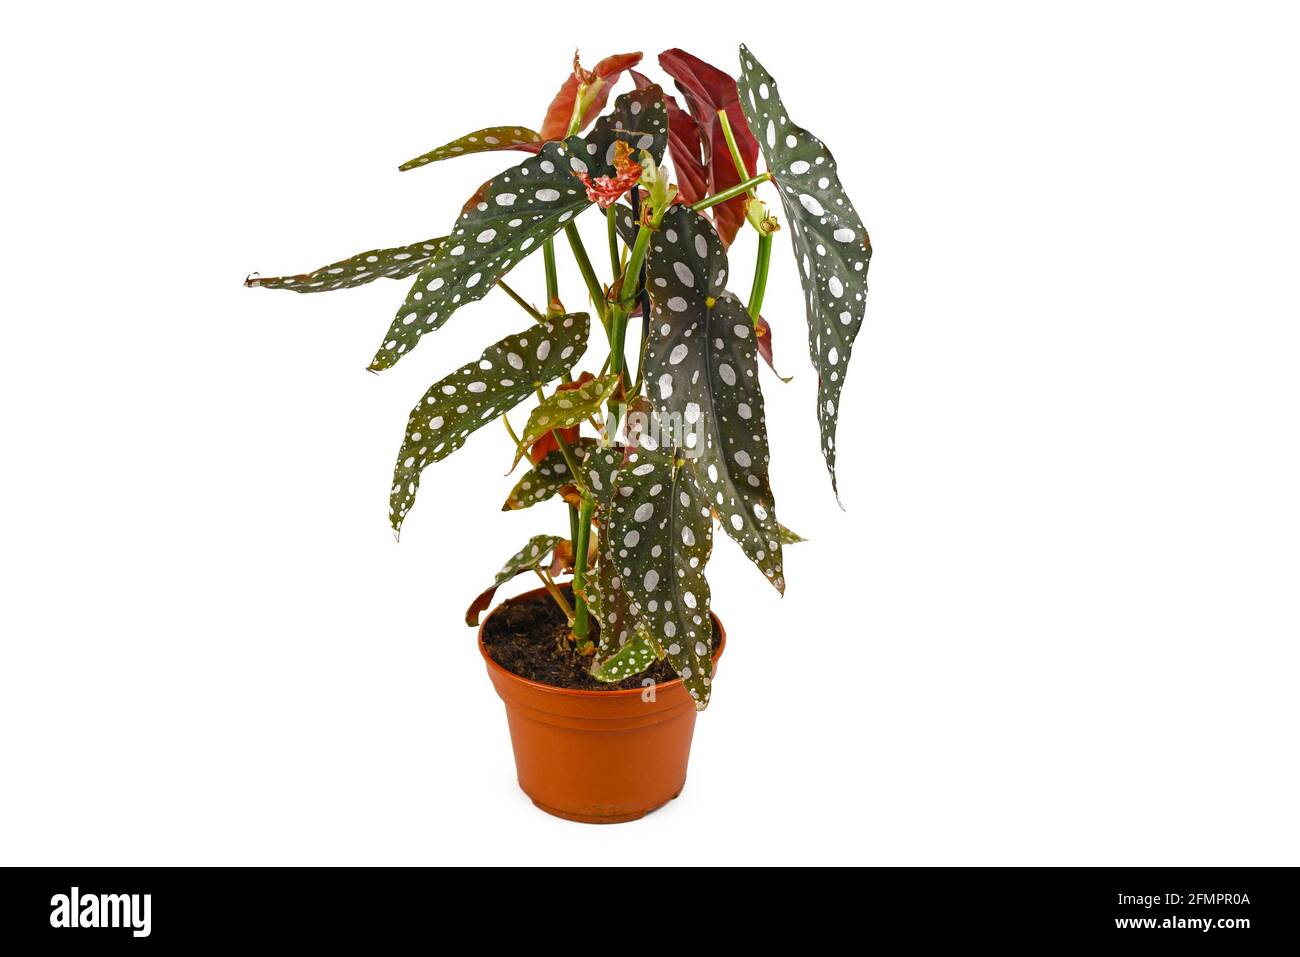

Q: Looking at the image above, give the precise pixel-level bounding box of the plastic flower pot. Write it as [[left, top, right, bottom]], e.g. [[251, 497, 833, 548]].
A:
[[478, 585, 726, 824]]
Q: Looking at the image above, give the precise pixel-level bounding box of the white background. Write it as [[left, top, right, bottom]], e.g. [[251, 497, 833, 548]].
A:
[[2, 1, 1298, 866]]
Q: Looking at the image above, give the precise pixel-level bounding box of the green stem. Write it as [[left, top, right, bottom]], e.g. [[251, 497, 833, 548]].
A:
[[606, 206, 621, 280], [564, 222, 608, 328], [718, 110, 753, 183], [534, 568, 574, 623], [747, 232, 773, 321], [502, 411, 520, 446], [498, 279, 546, 324], [543, 239, 560, 316], [570, 496, 595, 646], [551, 429, 585, 495], [690, 172, 772, 214]]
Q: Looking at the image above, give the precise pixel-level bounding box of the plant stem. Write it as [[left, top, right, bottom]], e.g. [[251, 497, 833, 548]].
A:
[[747, 232, 773, 321], [534, 568, 574, 622], [605, 206, 621, 279], [602, 216, 661, 442], [498, 279, 546, 324], [630, 188, 651, 381], [564, 222, 608, 328], [569, 495, 596, 646], [551, 430, 585, 494], [690, 172, 772, 214], [543, 238, 560, 316], [502, 411, 520, 446], [717, 110, 753, 183]]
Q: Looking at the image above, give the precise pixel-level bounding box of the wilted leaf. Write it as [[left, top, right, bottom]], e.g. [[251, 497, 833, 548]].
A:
[[465, 534, 564, 626], [390, 313, 590, 535], [537, 52, 643, 141], [399, 126, 542, 171], [631, 70, 708, 205], [587, 449, 717, 708], [370, 87, 668, 371], [245, 237, 446, 293], [737, 45, 872, 500], [640, 205, 786, 592], [502, 438, 596, 510], [658, 49, 760, 247], [590, 625, 661, 683], [512, 374, 619, 468]]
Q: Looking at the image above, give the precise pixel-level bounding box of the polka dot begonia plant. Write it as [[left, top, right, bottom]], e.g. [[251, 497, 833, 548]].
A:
[[247, 47, 871, 710]]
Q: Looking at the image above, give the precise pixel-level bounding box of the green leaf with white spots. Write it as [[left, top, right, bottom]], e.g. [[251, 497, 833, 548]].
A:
[[390, 313, 591, 536], [737, 46, 872, 501], [589, 625, 662, 683], [465, 534, 564, 626], [502, 439, 596, 511], [776, 522, 806, 544], [245, 237, 446, 293], [399, 126, 542, 171], [512, 374, 619, 468], [370, 86, 669, 371], [588, 449, 717, 709], [640, 204, 787, 593]]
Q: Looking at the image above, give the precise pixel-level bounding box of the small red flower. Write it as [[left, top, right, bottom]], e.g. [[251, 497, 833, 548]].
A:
[[574, 140, 642, 209]]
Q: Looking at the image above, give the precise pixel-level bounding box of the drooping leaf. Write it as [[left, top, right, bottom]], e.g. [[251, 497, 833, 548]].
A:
[[502, 438, 596, 511], [370, 86, 668, 371], [245, 237, 446, 293], [399, 126, 542, 171], [587, 448, 717, 709], [390, 313, 591, 535], [512, 374, 620, 468], [631, 70, 708, 204], [640, 205, 786, 592], [590, 625, 661, 683], [465, 534, 564, 626], [737, 45, 872, 501], [658, 49, 760, 247], [537, 52, 643, 141]]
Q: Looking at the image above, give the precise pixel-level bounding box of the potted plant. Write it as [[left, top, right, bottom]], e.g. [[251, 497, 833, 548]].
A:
[[246, 45, 871, 823]]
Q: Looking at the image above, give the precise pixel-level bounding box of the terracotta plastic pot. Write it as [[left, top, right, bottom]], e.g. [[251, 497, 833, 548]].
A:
[[478, 585, 726, 824]]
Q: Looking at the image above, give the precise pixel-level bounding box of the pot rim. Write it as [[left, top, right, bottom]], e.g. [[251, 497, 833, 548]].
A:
[[477, 584, 726, 700]]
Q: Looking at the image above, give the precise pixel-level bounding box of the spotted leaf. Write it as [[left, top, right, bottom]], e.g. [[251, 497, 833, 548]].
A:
[[245, 237, 446, 293], [370, 86, 668, 371], [590, 625, 662, 683], [390, 313, 590, 535], [631, 70, 708, 204], [465, 535, 565, 626], [512, 374, 619, 468], [589, 449, 717, 709], [658, 49, 760, 247], [502, 439, 596, 511], [777, 522, 807, 545], [399, 126, 542, 171], [640, 205, 786, 593], [737, 46, 872, 501]]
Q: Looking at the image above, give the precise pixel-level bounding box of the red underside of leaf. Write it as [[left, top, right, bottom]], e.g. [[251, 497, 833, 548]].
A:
[[755, 314, 790, 380], [538, 52, 643, 141], [657, 48, 759, 247]]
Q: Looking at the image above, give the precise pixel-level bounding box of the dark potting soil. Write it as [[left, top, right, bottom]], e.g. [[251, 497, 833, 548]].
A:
[[482, 586, 697, 692]]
